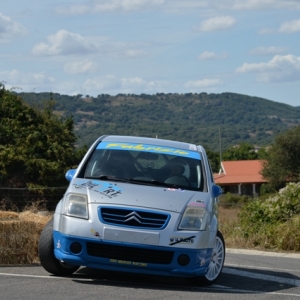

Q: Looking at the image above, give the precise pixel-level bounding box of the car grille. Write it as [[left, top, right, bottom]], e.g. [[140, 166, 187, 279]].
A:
[[86, 242, 174, 264], [99, 207, 170, 229]]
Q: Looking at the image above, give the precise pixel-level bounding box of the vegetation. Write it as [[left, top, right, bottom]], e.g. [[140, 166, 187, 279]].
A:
[[261, 125, 300, 190], [0, 84, 86, 188], [219, 183, 300, 252], [222, 142, 259, 161], [17, 91, 300, 152]]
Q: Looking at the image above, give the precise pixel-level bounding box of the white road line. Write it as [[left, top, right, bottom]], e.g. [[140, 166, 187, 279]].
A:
[[226, 248, 300, 259], [0, 273, 92, 281], [223, 267, 300, 287], [225, 263, 300, 274], [211, 286, 300, 297]]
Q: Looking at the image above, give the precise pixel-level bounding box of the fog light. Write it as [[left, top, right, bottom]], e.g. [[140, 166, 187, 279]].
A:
[[70, 242, 82, 254], [178, 254, 190, 266]]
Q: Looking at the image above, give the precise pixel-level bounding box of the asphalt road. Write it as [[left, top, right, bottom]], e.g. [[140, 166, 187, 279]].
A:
[[0, 249, 299, 300]]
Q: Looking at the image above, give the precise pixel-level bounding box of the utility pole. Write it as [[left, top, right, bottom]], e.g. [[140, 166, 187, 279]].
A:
[[219, 125, 222, 170]]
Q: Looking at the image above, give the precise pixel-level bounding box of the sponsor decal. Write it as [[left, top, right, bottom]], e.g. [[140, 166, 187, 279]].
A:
[[167, 188, 185, 192], [169, 236, 196, 245], [96, 142, 201, 159], [56, 239, 61, 249], [197, 249, 210, 266], [200, 257, 206, 266], [75, 180, 99, 190], [189, 201, 206, 207], [96, 182, 122, 198], [73, 180, 122, 198], [91, 229, 100, 238], [109, 259, 147, 267], [189, 144, 197, 151]]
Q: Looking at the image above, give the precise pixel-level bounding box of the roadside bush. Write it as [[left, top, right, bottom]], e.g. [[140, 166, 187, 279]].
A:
[[238, 182, 300, 251], [259, 183, 276, 196], [219, 192, 252, 208]]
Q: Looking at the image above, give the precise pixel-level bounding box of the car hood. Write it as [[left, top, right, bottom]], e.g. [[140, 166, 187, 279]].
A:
[[68, 178, 210, 213]]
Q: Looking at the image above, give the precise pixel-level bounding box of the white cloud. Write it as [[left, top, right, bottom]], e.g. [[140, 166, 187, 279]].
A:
[[0, 69, 54, 88], [195, 16, 236, 32], [258, 18, 300, 35], [56, 0, 166, 15], [236, 54, 300, 82], [198, 51, 227, 60], [0, 13, 27, 43], [258, 27, 275, 35], [279, 19, 300, 33], [184, 78, 222, 88], [31, 30, 147, 58], [55, 0, 300, 15], [250, 46, 288, 56], [230, 0, 300, 10], [83, 75, 168, 93], [64, 60, 98, 74], [32, 30, 97, 56], [124, 49, 146, 58]]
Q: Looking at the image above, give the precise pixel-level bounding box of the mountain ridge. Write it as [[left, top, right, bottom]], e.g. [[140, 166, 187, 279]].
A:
[[18, 91, 300, 152]]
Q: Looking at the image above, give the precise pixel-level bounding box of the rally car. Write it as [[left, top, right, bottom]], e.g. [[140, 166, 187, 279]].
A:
[[39, 135, 225, 285]]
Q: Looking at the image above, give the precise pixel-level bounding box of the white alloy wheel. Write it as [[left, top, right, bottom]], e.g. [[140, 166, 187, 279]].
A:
[[187, 230, 225, 286], [204, 230, 225, 283]]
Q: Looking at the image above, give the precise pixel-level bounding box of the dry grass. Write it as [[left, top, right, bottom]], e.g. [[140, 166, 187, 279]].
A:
[[0, 211, 19, 220], [218, 206, 249, 249], [219, 206, 270, 251], [0, 209, 52, 264], [219, 206, 300, 252]]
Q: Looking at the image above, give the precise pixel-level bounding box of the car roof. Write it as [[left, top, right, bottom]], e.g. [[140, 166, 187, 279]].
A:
[[99, 135, 203, 153]]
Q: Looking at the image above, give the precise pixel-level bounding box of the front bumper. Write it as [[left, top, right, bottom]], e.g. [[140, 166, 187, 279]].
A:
[[53, 231, 213, 277]]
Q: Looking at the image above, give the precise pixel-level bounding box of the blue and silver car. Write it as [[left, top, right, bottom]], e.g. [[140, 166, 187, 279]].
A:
[[39, 135, 225, 285]]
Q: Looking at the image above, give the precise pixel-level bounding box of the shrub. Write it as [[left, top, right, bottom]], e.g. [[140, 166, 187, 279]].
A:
[[219, 192, 252, 209], [238, 182, 300, 250]]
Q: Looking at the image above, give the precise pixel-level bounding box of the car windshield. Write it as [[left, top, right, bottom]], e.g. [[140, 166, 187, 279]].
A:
[[83, 141, 205, 191]]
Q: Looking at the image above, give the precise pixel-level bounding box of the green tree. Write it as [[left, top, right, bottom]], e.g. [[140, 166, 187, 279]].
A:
[[222, 142, 258, 161], [206, 149, 220, 173], [0, 83, 86, 188], [261, 125, 300, 189], [257, 147, 269, 159]]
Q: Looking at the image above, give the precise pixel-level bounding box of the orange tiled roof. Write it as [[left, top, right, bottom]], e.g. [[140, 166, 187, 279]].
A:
[[214, 160, 268, 185]]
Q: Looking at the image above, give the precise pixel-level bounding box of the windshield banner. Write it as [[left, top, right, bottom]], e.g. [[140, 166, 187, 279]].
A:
[[97, 142, 201, 159]]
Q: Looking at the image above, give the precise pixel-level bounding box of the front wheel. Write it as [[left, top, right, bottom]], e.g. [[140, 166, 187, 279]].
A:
[[187, 230, 225, 286], [38, 219, 80, 276]]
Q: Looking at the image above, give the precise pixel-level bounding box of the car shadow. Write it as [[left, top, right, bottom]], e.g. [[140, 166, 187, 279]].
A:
[[63, 266, 300, 294]]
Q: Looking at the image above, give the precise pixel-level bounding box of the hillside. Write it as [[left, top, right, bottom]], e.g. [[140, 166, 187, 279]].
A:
[[18, 92, 300, 152]]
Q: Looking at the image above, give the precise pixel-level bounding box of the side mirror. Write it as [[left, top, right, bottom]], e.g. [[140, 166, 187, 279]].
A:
[[65, 169, 77, 182], [212, 184, 222, 198]]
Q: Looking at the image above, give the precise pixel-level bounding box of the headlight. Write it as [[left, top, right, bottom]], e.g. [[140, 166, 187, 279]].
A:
[[178, 207, 208, 230], [63, 194, 88, 219]]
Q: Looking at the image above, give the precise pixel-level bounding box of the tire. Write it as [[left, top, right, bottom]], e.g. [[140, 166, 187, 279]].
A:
[[38, 219, 80, 276], [187, 230, 225, 286]]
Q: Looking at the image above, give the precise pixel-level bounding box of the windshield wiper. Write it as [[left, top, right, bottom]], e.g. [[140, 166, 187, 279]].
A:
[[85, 175, 183, 188], [126, 178, 168, 186]]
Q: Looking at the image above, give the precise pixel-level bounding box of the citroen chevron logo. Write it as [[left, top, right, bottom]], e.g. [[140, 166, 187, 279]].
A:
[[124, 211, 142, 223]]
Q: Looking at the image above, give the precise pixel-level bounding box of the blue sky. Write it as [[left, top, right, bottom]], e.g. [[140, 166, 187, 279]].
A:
[[1, 0, 300, 106]]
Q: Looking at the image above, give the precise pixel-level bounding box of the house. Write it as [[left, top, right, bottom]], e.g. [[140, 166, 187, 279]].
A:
[[213, 160, 267, 197]]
